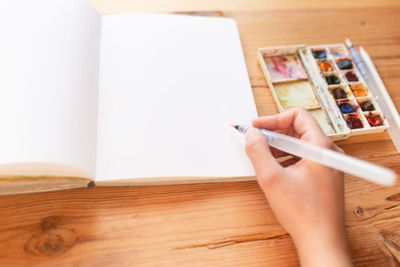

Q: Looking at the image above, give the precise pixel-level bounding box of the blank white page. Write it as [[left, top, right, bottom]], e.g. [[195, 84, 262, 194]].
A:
[[96, 14, 257, 180], [0, 0, 101, 176]]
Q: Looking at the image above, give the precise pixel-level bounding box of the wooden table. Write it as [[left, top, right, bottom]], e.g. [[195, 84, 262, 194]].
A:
[[1, 0, 400, 266]]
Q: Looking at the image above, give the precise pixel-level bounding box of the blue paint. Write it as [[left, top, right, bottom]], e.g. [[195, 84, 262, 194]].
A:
[[339, 103, 353, 114]]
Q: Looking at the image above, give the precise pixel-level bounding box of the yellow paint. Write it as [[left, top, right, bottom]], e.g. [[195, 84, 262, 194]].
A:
[[274, 81, 319, 109]]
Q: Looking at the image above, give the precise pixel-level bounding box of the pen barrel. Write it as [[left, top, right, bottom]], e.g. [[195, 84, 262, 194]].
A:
[[319, 149, 395, 186], [260, 129, 396, 186], [349, 46, 368, 77]]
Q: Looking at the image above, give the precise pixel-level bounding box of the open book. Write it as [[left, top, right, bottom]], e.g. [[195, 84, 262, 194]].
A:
[[0, 0, 258, 195]]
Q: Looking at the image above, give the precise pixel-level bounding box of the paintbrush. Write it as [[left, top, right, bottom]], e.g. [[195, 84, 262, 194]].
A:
[[232, 124, 396, 186]]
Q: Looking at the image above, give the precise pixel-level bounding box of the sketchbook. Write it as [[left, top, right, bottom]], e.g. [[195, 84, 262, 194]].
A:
[[0, 0, 258, 195]]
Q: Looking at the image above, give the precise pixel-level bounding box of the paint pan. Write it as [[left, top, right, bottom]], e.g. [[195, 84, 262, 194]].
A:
[[357, 97, 376, 112], [264, 54, 308, 83], [337, 99, 360, 115], [273, 80, 320, 110], [365, 112, 385, 127], [324, 73, 342, 86], [343, 70, 359, 83], [312, 48, 328, 60], [318, 60, 335, 72], [344, 113, 364, 129], [330, 85, 351, 100], [336, 58, 353, 70], [349, 83, 369, 97]]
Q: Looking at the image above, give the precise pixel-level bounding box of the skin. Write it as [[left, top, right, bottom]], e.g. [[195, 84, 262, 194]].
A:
[[244, 108, 352, 267]]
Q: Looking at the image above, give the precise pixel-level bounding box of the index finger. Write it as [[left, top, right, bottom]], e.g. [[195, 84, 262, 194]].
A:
[[252, 108, 332, 148]]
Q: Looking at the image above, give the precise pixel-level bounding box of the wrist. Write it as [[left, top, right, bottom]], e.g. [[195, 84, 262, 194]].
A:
[[291, 227, 352, 267]]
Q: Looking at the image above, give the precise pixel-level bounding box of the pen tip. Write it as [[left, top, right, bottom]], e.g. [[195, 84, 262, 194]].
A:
[[229, 124, 239, 130], [345, 38, 353, 48]]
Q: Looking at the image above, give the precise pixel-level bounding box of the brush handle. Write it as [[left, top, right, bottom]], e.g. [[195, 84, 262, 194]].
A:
[[260, 129, 396, 186]]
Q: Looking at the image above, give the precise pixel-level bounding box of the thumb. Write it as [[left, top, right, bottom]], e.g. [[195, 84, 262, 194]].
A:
[[245, 128, 283, 185]]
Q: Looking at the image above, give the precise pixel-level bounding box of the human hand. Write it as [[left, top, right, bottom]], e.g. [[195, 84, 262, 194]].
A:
[[245, 108, 352, 267]]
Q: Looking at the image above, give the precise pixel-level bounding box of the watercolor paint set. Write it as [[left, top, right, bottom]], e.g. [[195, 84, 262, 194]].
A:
[[258, 43, 394, 141]]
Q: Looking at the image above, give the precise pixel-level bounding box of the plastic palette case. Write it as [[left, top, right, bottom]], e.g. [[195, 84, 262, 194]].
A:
[[257, 44, 390, 141]]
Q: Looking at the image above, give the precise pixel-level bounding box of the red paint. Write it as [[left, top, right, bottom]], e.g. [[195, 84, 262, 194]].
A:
[[367, 115, 383, 127], [346, 117, 363, 129]]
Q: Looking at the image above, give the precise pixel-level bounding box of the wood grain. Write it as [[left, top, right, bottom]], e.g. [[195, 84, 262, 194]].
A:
[[1, 1, 400, 266]]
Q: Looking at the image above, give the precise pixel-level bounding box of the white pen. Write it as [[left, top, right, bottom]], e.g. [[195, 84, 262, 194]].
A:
[[232, 125, 396, 187]]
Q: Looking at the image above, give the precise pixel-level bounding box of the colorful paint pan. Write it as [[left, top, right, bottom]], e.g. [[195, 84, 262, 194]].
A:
[[312, 49, 327, 60], [336, 58, 353, 70], [350, 83, 368, 97], [337, 99, 360, 115], [325, 74, 341, 85], [339, 102, 354, 114], [318, 61, 335, 72], [344, 114, 364, 129], [366, 113, 384, 127], [344, 71, 359, 82], [360, 101, 375, 111], [264, 55, 308, 83], [331, 87, 348, 99]]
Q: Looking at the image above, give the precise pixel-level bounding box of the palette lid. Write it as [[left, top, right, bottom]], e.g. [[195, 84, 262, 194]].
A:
[[359, 47, 400, 153]]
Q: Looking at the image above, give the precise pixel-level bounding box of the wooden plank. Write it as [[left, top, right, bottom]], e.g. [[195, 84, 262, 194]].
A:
[[0, 5, 400, 267], [0, 178, 400, 266]]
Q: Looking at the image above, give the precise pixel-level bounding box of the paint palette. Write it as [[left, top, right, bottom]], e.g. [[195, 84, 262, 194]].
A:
[[258, 44, 389, 140]]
